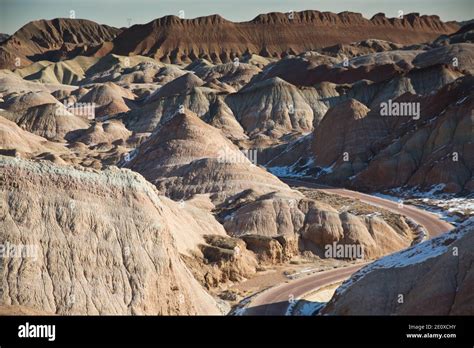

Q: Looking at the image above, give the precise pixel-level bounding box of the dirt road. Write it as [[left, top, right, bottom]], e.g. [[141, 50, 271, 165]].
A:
[[241, 178, 454, 315], [242, 263, 366, 315]]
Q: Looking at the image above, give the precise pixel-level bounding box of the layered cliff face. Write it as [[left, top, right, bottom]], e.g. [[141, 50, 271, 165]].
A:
[[111, 12, 458, 64], [309, 76, 474, 193], [0, 12, 458, 69], [0, 16, 470, 194], [0, 18, 121, 69], [0, 156, 221, 315], [322, 219, 474, 315]]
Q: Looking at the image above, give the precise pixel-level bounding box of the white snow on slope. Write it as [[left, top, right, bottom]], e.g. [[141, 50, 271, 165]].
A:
[[373, 186, 473, 225], [334, 217, 474, 297], [297, 301, 326, 316], [267, 158, 314, 178]]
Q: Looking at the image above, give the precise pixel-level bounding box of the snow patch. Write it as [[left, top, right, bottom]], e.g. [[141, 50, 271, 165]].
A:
[[267, 157, 315, 178], [372, 185, 472, 225], [297, 301, 326, 316], [334, 218, 473, 297]]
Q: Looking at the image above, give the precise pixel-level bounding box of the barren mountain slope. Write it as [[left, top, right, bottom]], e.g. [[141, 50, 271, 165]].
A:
[[225, 77, 315, 138], [78, 81, 135, 117], [14, 56, 100, 85], [352, 76, 474, 193], [311, 99, 386, 174], [125, 110, 413, 258], [322, 219, 474, 315], [0, 8, 471, 319], [270, 74, 473, 193], [187, 59, 261, 90], [7, 103, 90, 141], [125, 110, 296, 202], [0, 156, 222, 315], [0, 70, 76, 95]]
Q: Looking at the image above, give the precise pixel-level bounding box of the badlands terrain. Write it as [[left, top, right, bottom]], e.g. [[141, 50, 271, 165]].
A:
[[0, 11, 472, 315]]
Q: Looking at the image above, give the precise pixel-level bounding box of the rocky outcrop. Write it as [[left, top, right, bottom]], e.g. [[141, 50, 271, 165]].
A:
[[188, 59, 261, 90], [297, 199, 411, 259], [433, 23, 474, 46], [241, 234, 298, 264], [322, 219, 474, 315], [8, 103, 90, 141], [196, 235, 258, 287], [206, 97, 248, 141], [146, 73, 204, 102], [413, 43, 474, 74], [14, 56, 100, 85], [70, 120, 132, 146], [2, 91, 60, 112], [0, 79, 94, 142], [321, 39, 403, 58], [79, 54, 162, 85], [289, 74, 474, 193], [0, 156, 221, 315], [244, 43, 471, 90], [0, 9, 470, 317], [123, 85, 219, 134]]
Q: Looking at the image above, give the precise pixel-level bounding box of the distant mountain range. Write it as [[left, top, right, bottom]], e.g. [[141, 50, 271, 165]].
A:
[[0, 11, 459, 69]]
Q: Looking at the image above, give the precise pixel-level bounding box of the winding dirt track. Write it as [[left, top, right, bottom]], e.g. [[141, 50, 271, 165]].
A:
[[242, 178, 454, 316]]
